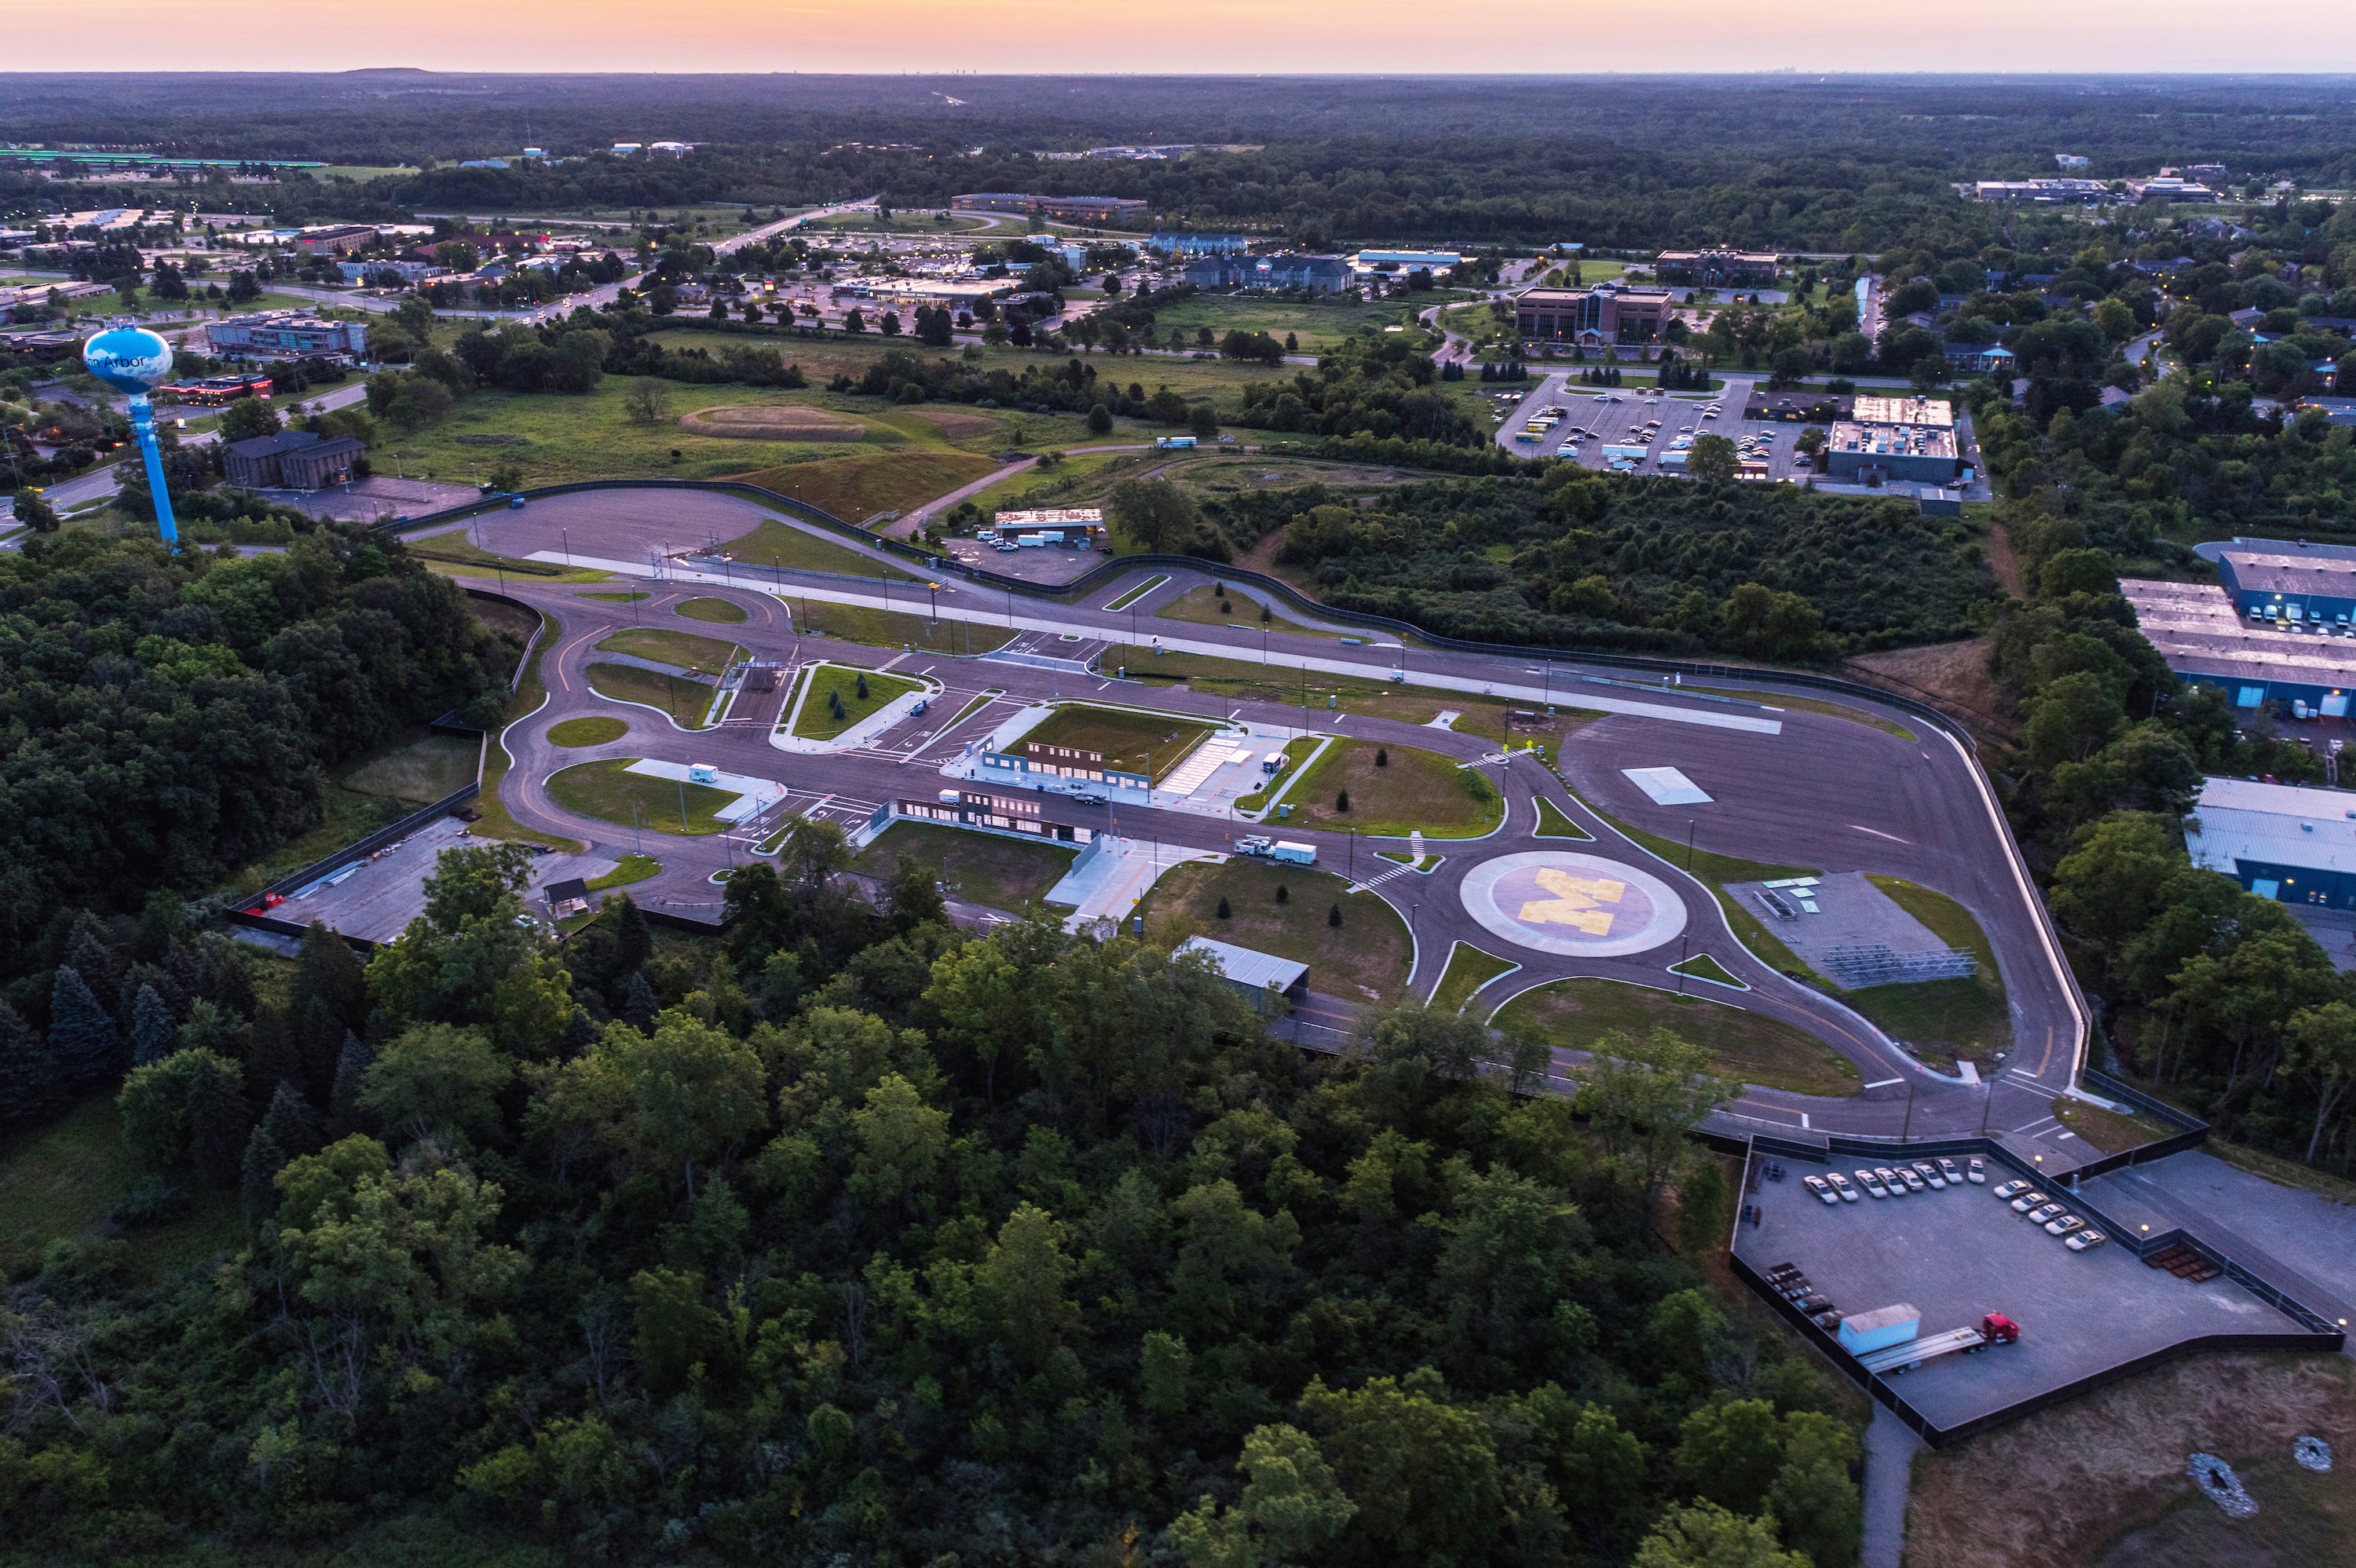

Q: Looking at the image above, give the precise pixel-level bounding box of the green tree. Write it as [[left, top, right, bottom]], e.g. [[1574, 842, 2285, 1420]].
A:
[[0, 1000, 64, 1127], [1141, 1329, 1191, 1416], [1087, 402, 1113, 434], [2023, 669, 2124, 768], [527, 1014, 766, 1195], [976, 1201, 1082, 1373], [9, 488, 59, 534], [1633, 1501, 1809, 1568], [357, 1023, 512, 1146], [1674, 1398, 1784, 1514], [1765, 1411, 1863, 1568], [1576, 1029, 1738, 1212], [1189, 402, 1220, 440], [631, 1266, 726, 1397], [1298, 1370, 1501, 1566], [1688, 432, 1740, 482], [218, 397, 280, 443], [48, 965, 119, 1083], [127, 983, 177, 1067], [1107, 477, 1202, 554], [1170, 1423, 1357, 1568], [847, 1072, 949, 1221], [2284, 998, 2356, 1163]]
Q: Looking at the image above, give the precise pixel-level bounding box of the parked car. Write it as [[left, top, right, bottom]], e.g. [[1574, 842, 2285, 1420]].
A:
[[1856, 1169, 1889, 1199], [1910, 1161, 1942, 1190], [1939, 1157, 1964, 1185], [1875, 1166, 1910, 1197], [1895, 1165, 1927, 1193], [1994, 1180, 2032, 1201], [1966, 1157, 1987, 1184], [2025, 1203, 2065, 1225], [2065, 1230, 2108, 1252], [2044, 1213, 2086, 1236], [2010, 1190, 2051, 1212], [1803, 1175, 1838, 1205], [1827, 1172, 1859, 1202]]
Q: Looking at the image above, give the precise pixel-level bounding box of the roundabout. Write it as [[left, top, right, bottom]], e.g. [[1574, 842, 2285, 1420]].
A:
[[1458, 850, 1688, 959]]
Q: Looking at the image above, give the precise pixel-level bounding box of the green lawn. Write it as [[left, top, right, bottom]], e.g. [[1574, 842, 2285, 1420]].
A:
[[853, 821, 1077, 913], [0, 1097, 244, 1287], [333, 728, 478, 807], [584, 590, 651, 602], [545, 759, 737, 835], [594, 627, 744, 673], [405, 531, 609, 583], [1670, 952, 1747, 989], [1156, 583, 1339, 641], [721, 517, 918, 580], [1430, 942, 1520, 1013], [676, 596, 748, 624], [1290, 740, 1503, 839], [1019, 703, 1221, 782], [588, 853, 662, 890], [725, 451, 1002, 524], [1143, 858, 1411, 1002], [586, 662, 715, 728], [792, 597, 1015, 655], [1495, 979, 1861, 1098], [1850, 875, 2013, 1067], [791, 662, 924, 740], [1143, 290, 1468, 352], [548, 715, 628, 747], [1533, 796, 1594, 839]]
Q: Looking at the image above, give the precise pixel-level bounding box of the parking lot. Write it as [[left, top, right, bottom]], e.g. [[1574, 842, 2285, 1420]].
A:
[[272, 815, 611, 941], [1735, 1150, 2307, 1432], [938, 535, 1106, 586], [1499, 374, 1818, 483]]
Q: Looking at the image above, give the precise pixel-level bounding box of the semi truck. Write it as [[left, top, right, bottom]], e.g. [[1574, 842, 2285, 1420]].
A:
[[1838, 1304, 2020, 1375]]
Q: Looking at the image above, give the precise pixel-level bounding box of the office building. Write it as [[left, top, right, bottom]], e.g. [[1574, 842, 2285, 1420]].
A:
[[294, 225, 378, 256], [952, 192, 1150, 224], [1823, 422, 1959, 484], [2211, 539, 2356, 624], [1654, 248, 1779, 286], [2125, 174, 2219, 203], [1181, 253, 1352, 294], [222, 429, 364, 490], [1147, 232, 1248, 258], [893, 789, 1096, 845], [1973, 178, 2109, 204], [206, 311, 369, 359], [2184, 777, 2356, 908], [1514, 283, 1674, 347]]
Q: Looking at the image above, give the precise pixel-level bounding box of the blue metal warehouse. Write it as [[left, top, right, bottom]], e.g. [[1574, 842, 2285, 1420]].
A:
[[2186, 777, 2356, 908]]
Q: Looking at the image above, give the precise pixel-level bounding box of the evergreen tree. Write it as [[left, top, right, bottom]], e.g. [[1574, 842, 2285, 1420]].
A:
[[240, 1123, 287, 1224], [1329, 903, 1344, 928], [295, 993, 347, 1102], [119, 959, 188, 1025], [65, 918, 124, 1009], [613, 894, 653, 974], [329, 1032, 375, 1136], [621, 970, 660, 1033], [0, 999, 64, 1126], [177, 999, 248, 1058], [261, 1080, 326, 1161], [129, 983, 178, 1066], [1216, 896, 1232, 919], [855, 671, 870, 700], [48, 965, 121, 1083], [183, 1053, 251, 1187], [295, 921, 368, 1026]]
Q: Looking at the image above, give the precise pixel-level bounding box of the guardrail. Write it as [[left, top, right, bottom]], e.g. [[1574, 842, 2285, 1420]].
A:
[[2064, 1066, 2211, 1178]]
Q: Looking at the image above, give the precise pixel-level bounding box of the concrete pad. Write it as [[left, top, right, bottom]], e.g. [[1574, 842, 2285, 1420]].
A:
[[1460, 850, 1688, 958], [1624, 765, 1712, 805], [1725, 871, 1953, 989], [1047, 837, 1220, 925], [1737, 1157, 2304, 1433]]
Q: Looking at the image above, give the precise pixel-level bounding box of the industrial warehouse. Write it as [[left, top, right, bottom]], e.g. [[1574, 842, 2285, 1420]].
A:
[[2121, 539, 2356, 713]]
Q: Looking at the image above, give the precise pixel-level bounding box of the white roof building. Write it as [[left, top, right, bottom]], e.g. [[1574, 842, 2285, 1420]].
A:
[[2184, 777, 2356, 904], [1176, 937, 1309, 1009]]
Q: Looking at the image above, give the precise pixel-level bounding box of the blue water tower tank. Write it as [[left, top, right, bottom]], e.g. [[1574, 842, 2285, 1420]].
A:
[[82, 324, 175, 394]]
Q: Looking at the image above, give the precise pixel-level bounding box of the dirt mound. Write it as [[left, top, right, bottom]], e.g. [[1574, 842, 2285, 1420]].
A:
[[680, 405, 864, 442], [899, 407, 1000, 439]]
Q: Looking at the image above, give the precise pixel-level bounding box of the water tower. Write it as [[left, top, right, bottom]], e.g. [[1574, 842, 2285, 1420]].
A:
[[82, 323, 180, 547]]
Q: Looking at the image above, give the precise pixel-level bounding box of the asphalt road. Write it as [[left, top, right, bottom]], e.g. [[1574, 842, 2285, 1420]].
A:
[[444, 489, 2090, 1168]]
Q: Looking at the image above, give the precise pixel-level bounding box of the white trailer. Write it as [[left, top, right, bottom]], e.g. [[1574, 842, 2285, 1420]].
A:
[[1268, 841, 1316, 865]]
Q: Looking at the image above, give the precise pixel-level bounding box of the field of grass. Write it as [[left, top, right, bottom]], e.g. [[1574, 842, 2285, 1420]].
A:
[[594, 627, 744, 673], [1156, 583, 1339, 641], [720, 517, 917, 579], [548, 715, 628, 747], [1019, 703, 1221, 782], [853, 821, 1077, 913], [1533, 796, 1593, 839], [790, 663, 924, 740], [1909, 1353, 2356, 1568], [792, 596, 1015, 655], [587, 853, 662, 890], [545, 758, 737, 835], [1289, 740, 1503, 839], [727, 450, 1002, 524], [333, 728, 479, 807], [1669, 952, 1747, 989], [676, 596, 748, 623], [1494, 978, 1860, 1098], [586, 662, 715, 728], [1430, 942, 1519, 1013], [1853, 875, 2012, 1067], [1143, 858, 1411, 1002], [1143, 290, 1465, 352], [0, 1097, 244, 1287]]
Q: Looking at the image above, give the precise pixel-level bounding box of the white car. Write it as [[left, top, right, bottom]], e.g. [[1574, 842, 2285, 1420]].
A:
[[1912, 1160, 1944, 1190], [1895, 1165, 1927, 1193], [1856, 1168, 1889, 1199], [1827, 1171, 1859, 1202], [2011, 1190, 2051, 1213], [2025, 1203, 2065, 1225], [1875, 1166, 1909, 1197], [1967, 1157, 1987, 1184], [2043, 1212, 2086, 1236], [2065, 1229, 2107, 1252], [1938, 1157, 1963, 1186], [1802, 1175, 1838, 1206], [1994, 1179, 2031, 1200]]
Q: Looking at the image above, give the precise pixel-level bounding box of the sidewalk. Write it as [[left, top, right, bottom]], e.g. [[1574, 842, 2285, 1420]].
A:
[[1045, 837, 1218, 926]]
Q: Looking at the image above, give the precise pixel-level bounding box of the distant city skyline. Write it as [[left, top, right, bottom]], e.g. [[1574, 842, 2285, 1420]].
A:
[[17, 3, 2356, 75]]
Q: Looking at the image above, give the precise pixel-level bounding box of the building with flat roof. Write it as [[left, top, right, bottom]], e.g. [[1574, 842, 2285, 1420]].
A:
[[1654, 248, 1779, 286], [1743, 390, 1849, 423], [1852, 394, 1954, 429], [223, 429, 364, 491], [893, 789, 1096, 846], [1823, 422, 1959, 484], [1176, 936, 1310, 1012], [295, 224, 379, 256], [1515, 283, 1674, 347], [2211, 540, 2356, 624], [1352, 248, 1465, 275], [2119, 576, 2356, 713], [2125, 174, 2219, 203], [1147, 231, 1247, 257], [952, 192, 1150, 225], [1974, 178, 2109, 204], [207, 311, 368, 360], [1181, 253, 1352, 294], [156, 372, 273, 406], [2184, 777, 2356, 908]]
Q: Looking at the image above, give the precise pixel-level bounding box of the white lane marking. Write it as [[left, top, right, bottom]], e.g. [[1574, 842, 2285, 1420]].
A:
[[1861, 1077, 1905, 1090], [1850, 824, 1907, 842]]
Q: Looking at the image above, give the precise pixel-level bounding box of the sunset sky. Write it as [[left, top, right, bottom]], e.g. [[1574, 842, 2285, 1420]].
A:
[[20, 1, 2356, 75]]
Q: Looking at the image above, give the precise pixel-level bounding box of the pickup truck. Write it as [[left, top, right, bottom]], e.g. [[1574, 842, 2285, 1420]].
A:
[[1854, 1313, 2021, 1376]]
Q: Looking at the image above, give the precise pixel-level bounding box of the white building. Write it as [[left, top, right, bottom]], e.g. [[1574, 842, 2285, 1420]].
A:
[[2184, 776, 2356, 908]]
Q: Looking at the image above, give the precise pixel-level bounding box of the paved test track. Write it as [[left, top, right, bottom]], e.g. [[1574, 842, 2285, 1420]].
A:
[[447, 488, 2091, 1167]]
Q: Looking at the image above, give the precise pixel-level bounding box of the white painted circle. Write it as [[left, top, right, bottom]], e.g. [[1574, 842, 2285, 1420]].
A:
[[1459, 850, 1688, 958]]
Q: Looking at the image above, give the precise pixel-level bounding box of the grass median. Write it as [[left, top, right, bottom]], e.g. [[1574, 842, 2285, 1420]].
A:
[[1289, 739, 1503, 838], [545, 759, 737, 835], [1142, 858, 1411, 1002], [790, 663, 924, 740], [587, 663, 715, 729], [1494, 978, 1860, 1098]]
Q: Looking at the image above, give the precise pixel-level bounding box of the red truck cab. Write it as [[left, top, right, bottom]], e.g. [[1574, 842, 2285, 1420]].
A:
[[1981, 1313, 2021, 1344]]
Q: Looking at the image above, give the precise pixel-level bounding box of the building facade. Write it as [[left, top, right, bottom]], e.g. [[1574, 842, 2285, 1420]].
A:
[[2185, 777, 2356, 908], [1147, 232, 1247, 257], [295, 225, 379, 256], [1514, 283, 1674, 346], [207, 311, 369, 360], [223, 429, 363, 490], [1823, 422, 1959, 484], [1654, 249, 1779, 286], [1180, 254, 1352, 294]]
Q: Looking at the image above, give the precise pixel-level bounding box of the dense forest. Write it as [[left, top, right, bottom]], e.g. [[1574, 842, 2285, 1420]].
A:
[[0, 821, 1866, 1567], [0, 528, 518, 994]]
